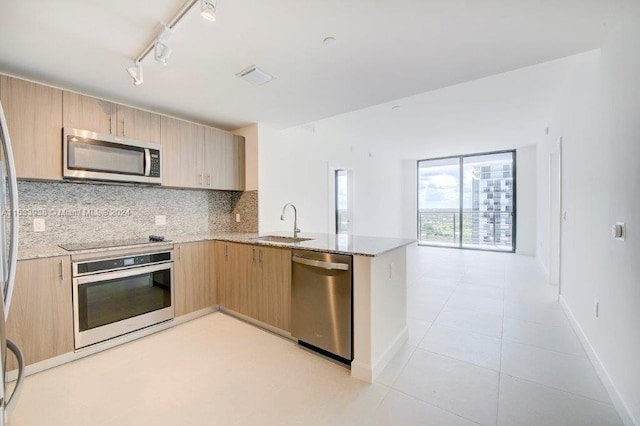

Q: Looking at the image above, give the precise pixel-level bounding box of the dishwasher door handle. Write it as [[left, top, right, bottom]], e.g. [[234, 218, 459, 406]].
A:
[[292, 256, 349, 271]]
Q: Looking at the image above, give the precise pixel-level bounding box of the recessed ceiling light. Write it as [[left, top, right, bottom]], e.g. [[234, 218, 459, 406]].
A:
[[236, 65, 276, 86], [323, 36, 337, 46]]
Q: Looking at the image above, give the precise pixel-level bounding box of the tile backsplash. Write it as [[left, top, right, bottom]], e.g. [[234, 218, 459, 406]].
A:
[[16, 181, 258, 247]]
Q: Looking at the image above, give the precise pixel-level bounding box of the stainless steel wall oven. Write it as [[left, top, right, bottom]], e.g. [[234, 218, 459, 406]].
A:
[[72, 250, 174, 349]]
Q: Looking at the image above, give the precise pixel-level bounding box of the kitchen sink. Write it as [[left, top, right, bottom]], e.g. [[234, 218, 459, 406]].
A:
[[252, 235, 314, 244]]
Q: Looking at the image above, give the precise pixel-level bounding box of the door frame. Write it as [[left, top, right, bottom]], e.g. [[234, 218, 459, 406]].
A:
[[549, 137, 563, 291], [327, 164, 354, 235]]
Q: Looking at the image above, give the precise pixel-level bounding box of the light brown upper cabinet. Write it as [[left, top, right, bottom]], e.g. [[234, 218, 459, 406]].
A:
[[162, 116, 245, 191], [204, 128, 246, 191], [62, 92, 161, 143], [161, 116, 205, 188], [174, 241, 216, 317], [115, 105, 161, 143], [63, 91, 115, 134], [0, 76, 63, 180], [5, 256, 73, 369]]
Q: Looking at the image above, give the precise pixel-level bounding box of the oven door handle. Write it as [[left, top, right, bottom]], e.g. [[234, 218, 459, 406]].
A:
[[74, 262, 172, 285]]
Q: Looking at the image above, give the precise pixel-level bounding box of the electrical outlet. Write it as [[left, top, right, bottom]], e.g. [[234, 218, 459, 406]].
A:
[[33, 218, 45, 232], [155, 215, 166, 226], [235, 214, 241, 223], [594, 301, 600, 318]]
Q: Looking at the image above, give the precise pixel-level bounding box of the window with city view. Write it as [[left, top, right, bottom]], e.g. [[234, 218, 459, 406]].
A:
[[417, 151, 515, 251]]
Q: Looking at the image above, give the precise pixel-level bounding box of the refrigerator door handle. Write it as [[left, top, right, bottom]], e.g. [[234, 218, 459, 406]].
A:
[[0, 103, 19, 320], [3, 339, 24, 415]]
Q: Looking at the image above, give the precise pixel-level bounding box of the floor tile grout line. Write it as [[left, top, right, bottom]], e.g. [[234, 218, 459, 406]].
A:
[[501, 335, 592, 360], [386, 386, 485, 426], [498, 372, 616, 406], [380, 344, 418, 388], [502, 313, 574, 330], [500, 336, 587, 359], [414, 347, 502, 374], [423, 322, 503, 342]]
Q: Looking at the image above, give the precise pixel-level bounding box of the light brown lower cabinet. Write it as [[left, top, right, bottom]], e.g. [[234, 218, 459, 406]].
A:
[[173, 241, 216, 317], [5, 256, 73, 369], [215, 242, 291, 332]]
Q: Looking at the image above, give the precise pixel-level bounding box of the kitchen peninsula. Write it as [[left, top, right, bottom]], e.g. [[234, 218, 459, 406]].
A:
[[214, 231, 415, 382], [15, 231, 414, 383]]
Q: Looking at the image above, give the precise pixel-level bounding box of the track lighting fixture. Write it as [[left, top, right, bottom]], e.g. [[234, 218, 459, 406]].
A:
[[200, 0, 217, 21], [126, 62, 143, 86], [127, 0, 219, 86], [154, 41, 172, 66], [154, 25, 173, 66]]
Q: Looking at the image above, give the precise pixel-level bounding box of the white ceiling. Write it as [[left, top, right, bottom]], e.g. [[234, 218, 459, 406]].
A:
[[0, 0, 628, 130], [308, 54, 579, 159]]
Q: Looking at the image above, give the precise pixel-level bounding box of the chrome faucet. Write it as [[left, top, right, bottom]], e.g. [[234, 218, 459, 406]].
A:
[[280, 203, 300, 238]]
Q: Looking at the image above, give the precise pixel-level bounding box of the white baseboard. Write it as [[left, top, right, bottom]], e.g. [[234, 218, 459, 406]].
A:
[[351, 327, 408, 384], [559, 296, 637, 426], [371, 327, 408, 382]]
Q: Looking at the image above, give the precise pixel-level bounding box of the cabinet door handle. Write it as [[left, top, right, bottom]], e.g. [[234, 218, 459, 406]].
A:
[[224, 244, 228, 258], [207, 174, 211, 187], [58, 261, 64, 283], [198, 174, 203, 186], [178, 246, 182, 260], [259, 249, 262, 264], [109, 116, 113, 134], [122, 119, 126, 137]]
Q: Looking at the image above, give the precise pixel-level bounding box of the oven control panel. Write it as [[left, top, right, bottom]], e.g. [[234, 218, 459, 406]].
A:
[[74, 251, 172, 276]]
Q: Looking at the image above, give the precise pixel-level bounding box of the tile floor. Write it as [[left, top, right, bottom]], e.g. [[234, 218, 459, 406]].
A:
[[8, 247, 623, 425]]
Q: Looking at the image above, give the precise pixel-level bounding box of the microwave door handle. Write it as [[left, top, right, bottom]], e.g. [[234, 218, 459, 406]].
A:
[[144, 149, 151, 177]]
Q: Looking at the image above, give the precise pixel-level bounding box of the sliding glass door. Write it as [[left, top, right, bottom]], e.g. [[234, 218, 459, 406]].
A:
[[418, 150, 515, 252]]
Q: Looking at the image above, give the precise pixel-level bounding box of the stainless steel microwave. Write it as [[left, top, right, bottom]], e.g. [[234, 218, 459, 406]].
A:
[[63, 128, 161, 184]]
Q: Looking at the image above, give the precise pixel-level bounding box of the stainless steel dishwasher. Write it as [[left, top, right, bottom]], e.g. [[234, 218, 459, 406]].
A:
[[291, 250, 353, 363]]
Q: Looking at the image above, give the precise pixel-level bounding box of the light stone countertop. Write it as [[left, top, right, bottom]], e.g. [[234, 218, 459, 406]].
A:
[[18, 232, 416, 260], [208, 232, 416, 257]]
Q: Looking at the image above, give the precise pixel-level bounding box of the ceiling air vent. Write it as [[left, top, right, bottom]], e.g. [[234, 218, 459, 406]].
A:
[[236, 65, 276, 85]]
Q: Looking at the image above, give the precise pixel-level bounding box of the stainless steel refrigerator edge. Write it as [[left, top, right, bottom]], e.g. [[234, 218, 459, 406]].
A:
[[0, 102, 25, 425], [291, 250, 353, 362]]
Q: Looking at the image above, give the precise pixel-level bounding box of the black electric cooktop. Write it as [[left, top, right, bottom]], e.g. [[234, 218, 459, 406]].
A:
[[59, 236, 171, 252]]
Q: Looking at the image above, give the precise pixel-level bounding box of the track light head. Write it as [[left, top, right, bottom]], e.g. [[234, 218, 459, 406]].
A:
[[154, 41, 172, 66], [200, 0, 217, 21], [126, 63, 143, 86]]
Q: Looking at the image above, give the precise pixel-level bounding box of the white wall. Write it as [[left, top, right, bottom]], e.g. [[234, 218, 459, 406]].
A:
[[537, 5, 640, 422], [257, 59, 571, 246], [258, 124, 406, 238], [516, 145, 537, 255]]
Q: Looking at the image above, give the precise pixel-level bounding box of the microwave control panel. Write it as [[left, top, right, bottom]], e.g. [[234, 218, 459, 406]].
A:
[[149, 150, 161, 177]]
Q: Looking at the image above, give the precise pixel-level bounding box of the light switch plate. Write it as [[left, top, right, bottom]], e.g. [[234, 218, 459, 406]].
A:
[[33, 218, 45, 232], [155, 215, 167, 226], [235, 214, 241, 223]]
